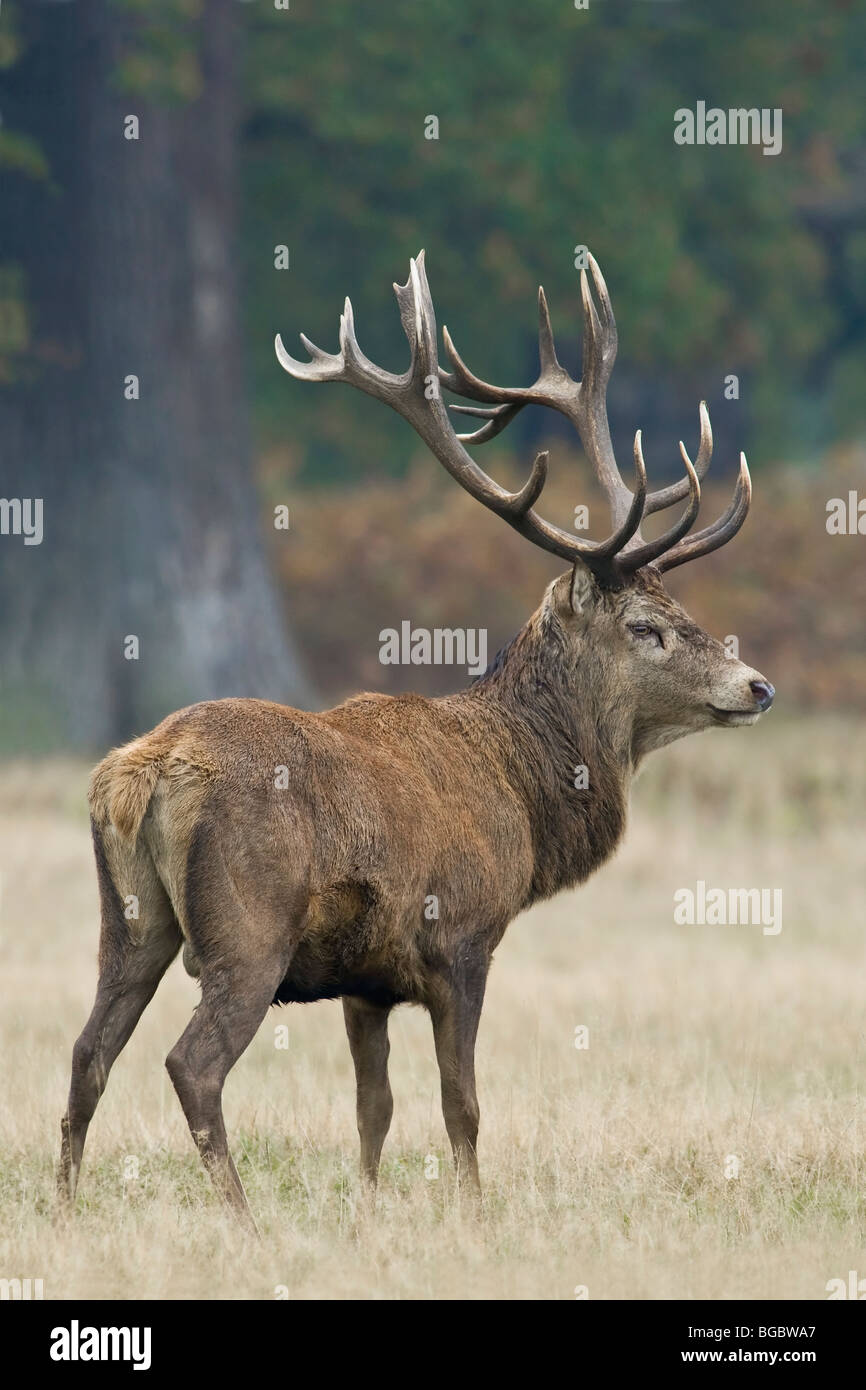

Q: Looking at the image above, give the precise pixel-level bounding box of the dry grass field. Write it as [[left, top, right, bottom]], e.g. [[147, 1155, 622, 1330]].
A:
[[1, 715, 864, 1300]]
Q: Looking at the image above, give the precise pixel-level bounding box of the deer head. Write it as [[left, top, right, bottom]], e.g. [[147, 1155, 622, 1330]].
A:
[[276, 252, 774, 757]]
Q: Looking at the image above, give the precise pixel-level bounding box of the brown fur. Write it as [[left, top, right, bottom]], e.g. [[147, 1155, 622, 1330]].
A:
[[59, 564, 772, 1222]]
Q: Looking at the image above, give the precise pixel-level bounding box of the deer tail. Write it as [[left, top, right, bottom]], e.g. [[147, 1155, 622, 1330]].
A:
[[89, 740, 164, 845]]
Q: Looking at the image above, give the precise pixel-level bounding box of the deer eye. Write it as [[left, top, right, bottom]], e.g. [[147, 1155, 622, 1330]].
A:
[[628, 622, 662, 644]]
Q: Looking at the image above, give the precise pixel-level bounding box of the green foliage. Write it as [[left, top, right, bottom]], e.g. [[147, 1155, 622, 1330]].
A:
[[243, 0, 866, 477], [0, 5, 48, 179], [0, 0, 22, 69], [0, 264, 30, 381], [1, 0, 864, 479], [0, 128, 49, 178], [108, 0, 203, 101]]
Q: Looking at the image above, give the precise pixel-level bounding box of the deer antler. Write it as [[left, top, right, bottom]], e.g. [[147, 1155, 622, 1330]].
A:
[[275, 252, 750, 584], [276, 252, 644, 570]]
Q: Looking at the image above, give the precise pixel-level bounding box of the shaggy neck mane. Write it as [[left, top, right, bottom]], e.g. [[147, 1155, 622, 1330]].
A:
[[460, 607, 632, 904]]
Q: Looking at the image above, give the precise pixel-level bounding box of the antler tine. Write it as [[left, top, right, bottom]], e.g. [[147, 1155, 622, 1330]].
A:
[[655, 455, 751, 573], [642, 402, 714, 516], [446, 285, 562, 447], [575, 256, 637, 531], [440, 325, 531, 404], [537, 284, 562, 374], [449, 400, 525, 446], [439, 280, 574, 446], [275, 327, 345, 381], [440, 281, 564, 403], [592, 435, 647, 560], [618, 436, 701, 573], [275, 294, 403, 396]]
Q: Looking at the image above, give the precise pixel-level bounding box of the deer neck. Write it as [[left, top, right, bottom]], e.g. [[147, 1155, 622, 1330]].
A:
[[465, 619, 633, 903]]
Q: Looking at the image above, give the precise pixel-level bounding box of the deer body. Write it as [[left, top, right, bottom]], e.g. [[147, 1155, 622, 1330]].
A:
[[91, 593, 630, 1003], [60, 255, 773, 1222]]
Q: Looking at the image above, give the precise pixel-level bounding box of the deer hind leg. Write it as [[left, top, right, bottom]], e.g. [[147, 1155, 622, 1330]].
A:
[[165, 956, 282, 1228], [59, 830, 181, 1203], [428, 957, 488, 1196], [342, 996, 393, 1187], [163, 809, 309, 1226]]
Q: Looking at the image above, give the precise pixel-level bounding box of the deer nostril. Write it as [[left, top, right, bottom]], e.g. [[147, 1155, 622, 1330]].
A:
[[750, 679, 775, 711]]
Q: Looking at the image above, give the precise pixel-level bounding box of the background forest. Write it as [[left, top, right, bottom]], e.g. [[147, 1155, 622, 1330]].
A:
[[1, 0, 864, 747]]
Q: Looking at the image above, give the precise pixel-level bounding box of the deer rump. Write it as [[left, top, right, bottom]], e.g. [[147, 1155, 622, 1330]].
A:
[[88, 694, 535, 1013]]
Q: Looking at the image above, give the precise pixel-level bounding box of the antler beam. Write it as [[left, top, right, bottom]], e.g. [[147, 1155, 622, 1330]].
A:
[[275, 252, 751, 583]]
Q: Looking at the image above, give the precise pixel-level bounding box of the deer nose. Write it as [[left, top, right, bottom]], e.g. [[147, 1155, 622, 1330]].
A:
[[750, 679, 775, 711]]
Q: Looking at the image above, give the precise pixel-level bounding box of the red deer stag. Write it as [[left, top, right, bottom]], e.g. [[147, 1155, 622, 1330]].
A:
[[59, 253, 774, 1223]]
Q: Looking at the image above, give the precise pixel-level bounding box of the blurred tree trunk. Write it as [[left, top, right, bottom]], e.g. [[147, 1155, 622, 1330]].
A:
[[0, 0, 312, 751]]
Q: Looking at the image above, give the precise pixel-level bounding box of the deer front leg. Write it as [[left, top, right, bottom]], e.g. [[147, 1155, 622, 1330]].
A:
[[428, 959, 488, 1196], [342, 996, 393, 1187]]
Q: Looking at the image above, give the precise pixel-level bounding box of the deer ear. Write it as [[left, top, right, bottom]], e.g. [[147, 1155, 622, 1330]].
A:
[[569, 560, 599, 617]]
